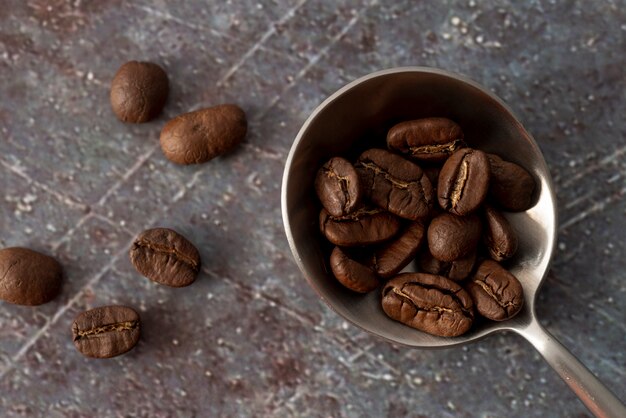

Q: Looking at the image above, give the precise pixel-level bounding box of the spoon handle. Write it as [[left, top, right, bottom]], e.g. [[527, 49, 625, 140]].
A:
[[514, 318, 626, 418]]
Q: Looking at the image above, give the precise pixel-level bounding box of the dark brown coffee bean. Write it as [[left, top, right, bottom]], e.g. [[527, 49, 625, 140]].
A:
[[373, 222, 425, 279], [0, 247, 62, 306], [110, 61, 168, 123], [484, 205, 518, 261], [315, 157, 361, 217], [381, 273, 474, 337], [438, 148, 490, 216], [387, 118, 465, 162], [330, 247, 379, 293], [417, 249, 476, 281], [427, 212, 481, 262], [487, 154, 535, 211], [130, 228, 200, 287], [160, 104, 247, 165], [466, 260, 524, 321], [319, 207, 401, 247], [422, 166, 441, 187], [356, 149, 433, 220], [72, 306, 141, 358]]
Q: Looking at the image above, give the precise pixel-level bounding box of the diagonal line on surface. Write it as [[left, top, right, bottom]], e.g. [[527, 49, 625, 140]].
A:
[[216, 0, 310, 87], [559, 184, 626, 232], [129, 3, 295, 60], [0, 158, 88, 212]]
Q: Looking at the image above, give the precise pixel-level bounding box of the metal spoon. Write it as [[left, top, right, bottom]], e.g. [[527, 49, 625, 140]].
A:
[[281, 67, 626, 418]]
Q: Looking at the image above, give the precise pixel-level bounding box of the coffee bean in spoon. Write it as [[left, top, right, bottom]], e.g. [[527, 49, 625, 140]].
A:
[[386, 117, 465, 162], [438, 148, 490, 216], [0, 247, 62, 306], [466, 259, 524, 321], [130, 228, 201, 288], [372, 221, 426, 279], [110, 61, 168, 123], [417, 249, 476, 281], [381, 272, 474, 337], [314, 157, 361, 217], [319, 207, 401, 247], [330, 247, 379, 293], [484, 205, 518, 262], [356, 148, 433, 220], [72, 305, 141, 359], [427, 212, 481, 262], [487, 153, 536, 212]]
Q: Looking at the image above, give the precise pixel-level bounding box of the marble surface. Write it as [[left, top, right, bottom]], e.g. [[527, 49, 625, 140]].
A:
[[0, 1, 624, 417]]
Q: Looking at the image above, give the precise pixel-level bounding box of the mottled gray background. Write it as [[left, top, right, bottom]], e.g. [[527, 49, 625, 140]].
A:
[[0, 1, 625, 417]]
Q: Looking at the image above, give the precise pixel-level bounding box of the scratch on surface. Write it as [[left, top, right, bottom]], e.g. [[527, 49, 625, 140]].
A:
[[252, 1, 373, 123], [216, 0, 310, 87], [559, 145, 626, 188], [95, 144, 159, 207], [0, 158, 88, 212], [559, 185, 626, 232]]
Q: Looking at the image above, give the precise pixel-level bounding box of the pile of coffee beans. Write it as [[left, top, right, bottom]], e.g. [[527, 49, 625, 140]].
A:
[[315, 117, 535, 337]]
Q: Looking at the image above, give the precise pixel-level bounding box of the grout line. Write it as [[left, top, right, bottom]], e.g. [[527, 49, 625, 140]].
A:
[[216, 0, 310, 87], [0, 158, 89, 213], [0, 237, 135, 380]]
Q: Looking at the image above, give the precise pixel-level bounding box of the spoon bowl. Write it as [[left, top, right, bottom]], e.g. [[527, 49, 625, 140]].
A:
[[282, 67, 625, 416]]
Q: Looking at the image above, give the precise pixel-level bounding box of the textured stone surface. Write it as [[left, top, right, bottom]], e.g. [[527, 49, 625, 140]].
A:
[[0, 1, 625, 417]]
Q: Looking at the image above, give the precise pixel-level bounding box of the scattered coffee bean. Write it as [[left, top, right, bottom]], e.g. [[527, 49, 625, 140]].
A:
[[356, 148, 433, 220], [387, 117, 465, 162], [72, 305, 141, 358], [488, 153, 535, 212], [438, 148, 490, 216], [319, 207, 401, 247], [484, 205, 518, 261], [315, 157, 361, 217], [381, 273, 474, 337], [373, 222, 425, 279], [130, 228, 201, 288], [427, 212, 481, 262], [110, 61, 169, 123], [330, 247, 379, 293], [466, 260, 524, 321], [0, 247, 62, 306], [417, 249, 476, 281], [160, 104, 247, 165]]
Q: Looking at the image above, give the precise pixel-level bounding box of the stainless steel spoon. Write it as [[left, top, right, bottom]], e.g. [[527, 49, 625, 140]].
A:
[[281, 67, 626, 418]]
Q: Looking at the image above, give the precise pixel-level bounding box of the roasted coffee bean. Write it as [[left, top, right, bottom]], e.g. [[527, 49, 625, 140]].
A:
[[381, 273, 474, 337], [0, 247, 62, 306], [427, 212, 481, 262], [484, 205, 518, 261], [422, 166, 441, 187], [319, 207, 401, 247], [160, 104, 247, 165], [387, 118, 465, 162], [466, 260, 524, 321], [110, 61, 168, 123], [72, 306, 141, 358], [417, 249, 476, 281], [438, 148, 490, 216], [373, 222, 425, 279], [330, 247, 379, 293], [315, 157, 361, 217], [130, 228, 200, 287], [488, 154, 535, 211], [356, 149, 433, 220]]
